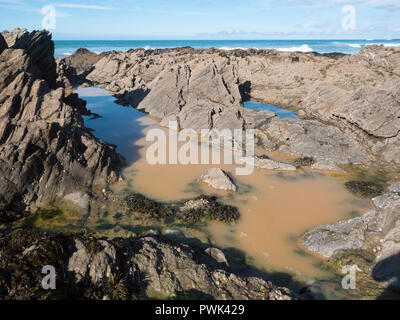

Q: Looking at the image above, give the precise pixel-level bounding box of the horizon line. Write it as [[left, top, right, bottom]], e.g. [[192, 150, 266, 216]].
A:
[[52, 38, 398, 41]]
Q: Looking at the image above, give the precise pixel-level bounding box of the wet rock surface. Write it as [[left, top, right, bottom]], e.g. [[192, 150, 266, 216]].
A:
[[57, 45, 400, 169], [301, 182, 400, 291], [0, 229, 296, 300]]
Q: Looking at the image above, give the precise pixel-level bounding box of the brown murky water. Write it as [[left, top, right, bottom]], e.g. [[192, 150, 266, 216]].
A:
[[80, 87, 372, 284]]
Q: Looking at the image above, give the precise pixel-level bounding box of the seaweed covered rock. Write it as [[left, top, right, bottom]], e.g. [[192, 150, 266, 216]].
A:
[[345, 181, 385, 198], [294, 157, 316, 168], [125, 193, 240, 223], [0, 229, 295, 300], [125, 193, 175, 218], [177, 195, 240, 223]]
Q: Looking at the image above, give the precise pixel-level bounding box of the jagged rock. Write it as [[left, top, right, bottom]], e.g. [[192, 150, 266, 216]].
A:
[[0, 229, 296, 300], [0, 29, 124, 210], [1, 28, 28, 46], [198, 168, 237, 192], [237, 155, 297, 171], [56, 48, 104, 88], [127, 236, 293, 300], [58, 45, 400, 169], [0, 34, 6, 55], [301, 215, 370, 258], [67, 239, 90, 283], [88, 240, 117, 284], [2, 28, 57, 88]]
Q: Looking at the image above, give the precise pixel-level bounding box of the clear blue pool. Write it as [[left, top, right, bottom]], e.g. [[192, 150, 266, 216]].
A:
[[244, 101, 298, 119]]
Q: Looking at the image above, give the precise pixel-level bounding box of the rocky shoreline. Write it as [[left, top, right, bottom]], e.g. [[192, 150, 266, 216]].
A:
[[1, 28, 400, 299], [0, 228, 295, 300], [0, 29, 124, 221], [0, 28, 298, 300], [57, 43, 400, 172]]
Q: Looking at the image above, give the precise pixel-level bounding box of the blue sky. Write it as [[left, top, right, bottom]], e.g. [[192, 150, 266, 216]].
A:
[[0, 0, 399, 39]]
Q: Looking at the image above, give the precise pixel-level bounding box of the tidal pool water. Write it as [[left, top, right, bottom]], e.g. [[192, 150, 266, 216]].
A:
[[244, 101, 298, 119], [79, 87, 372, 297]]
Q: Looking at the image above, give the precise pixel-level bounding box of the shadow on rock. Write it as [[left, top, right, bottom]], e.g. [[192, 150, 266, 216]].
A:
[[372, 252, 400, 300], [114, 87, 151, 109]]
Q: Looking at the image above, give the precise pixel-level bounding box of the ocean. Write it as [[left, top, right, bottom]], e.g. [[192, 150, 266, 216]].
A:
[[54, 39, 400, 58]]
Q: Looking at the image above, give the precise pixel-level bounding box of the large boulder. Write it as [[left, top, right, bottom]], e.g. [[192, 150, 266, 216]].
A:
[[198, 168, 238, 192]]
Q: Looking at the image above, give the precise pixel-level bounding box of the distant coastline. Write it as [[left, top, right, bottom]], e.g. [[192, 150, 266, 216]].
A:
[[54, 39, 400, 58]]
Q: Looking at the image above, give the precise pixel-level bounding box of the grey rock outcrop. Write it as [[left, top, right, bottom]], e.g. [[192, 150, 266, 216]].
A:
[[0, 229, 296, 300], [237, 155, 297, 171], [56, 48, 105, 87], [198, 168, 238, 191], [57, 46, 400, 169], [2, 28, 57, 88], [0, 29, 124, 213], [301, 182, 400, 289]]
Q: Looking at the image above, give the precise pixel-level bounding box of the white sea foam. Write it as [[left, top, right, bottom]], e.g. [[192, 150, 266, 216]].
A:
[[276, 44, 313, 53], [347, 43, 363, 48], [218, 46, 248, 50], [383, 43, 400, 48], [62, 52, 72, 56], [365, 43, 400, 48], [218, 44, 314, 53]]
